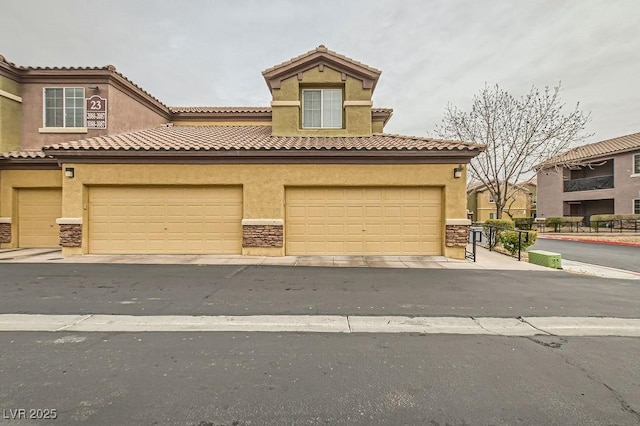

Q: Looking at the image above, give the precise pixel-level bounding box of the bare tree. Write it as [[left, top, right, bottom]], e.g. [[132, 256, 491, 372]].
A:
[[435, 83, 590, 219]]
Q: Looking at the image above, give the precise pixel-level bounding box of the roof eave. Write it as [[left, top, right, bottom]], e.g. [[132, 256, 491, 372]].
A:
[[262, 52, 381, 93], [43, 148, 481, 164]]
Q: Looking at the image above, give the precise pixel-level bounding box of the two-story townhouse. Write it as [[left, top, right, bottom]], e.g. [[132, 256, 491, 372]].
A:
[[0, 46, 483, 259], [535, 132, 640, 223], [466, 179, 536, 222]]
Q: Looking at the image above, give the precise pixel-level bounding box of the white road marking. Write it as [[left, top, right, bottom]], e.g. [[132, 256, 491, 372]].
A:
[[0, 314, 638, 336]]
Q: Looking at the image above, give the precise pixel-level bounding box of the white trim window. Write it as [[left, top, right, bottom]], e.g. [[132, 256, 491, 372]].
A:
[[633, 153, 640, 174], [634, 199, 640, 214], [302, 89, 342, 128], [44, 87, 85, 128]]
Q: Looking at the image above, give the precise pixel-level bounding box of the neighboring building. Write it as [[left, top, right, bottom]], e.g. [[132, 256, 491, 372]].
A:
[[535, 133, 640, 222], [0, 46, 483, 259], [466, 179, 536, 222]]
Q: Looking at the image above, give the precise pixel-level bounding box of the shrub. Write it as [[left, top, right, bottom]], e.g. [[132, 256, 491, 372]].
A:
[[483, 219, 515, 229], [482, 219, 515, 248], [498, 230, 538, 255], [545, 216, 583, 231], [590, 214, 640, 230], [514, 217, 534, 230]]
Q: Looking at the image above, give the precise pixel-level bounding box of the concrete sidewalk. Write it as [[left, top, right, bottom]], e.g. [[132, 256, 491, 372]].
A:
[[1, 313, 639, 336], [1, 246, 638, 280]]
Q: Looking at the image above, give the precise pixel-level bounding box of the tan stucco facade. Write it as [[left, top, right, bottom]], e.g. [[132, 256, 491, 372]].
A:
[[56, 163, 468, 258], [1, 47, 481, 259], [271, 67, 373, 137], [0, 169, 62, 248], [469, 187, 532, 222]]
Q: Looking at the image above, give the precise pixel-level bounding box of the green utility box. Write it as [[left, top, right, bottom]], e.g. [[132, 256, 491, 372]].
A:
[[528, 250, 562, 269]]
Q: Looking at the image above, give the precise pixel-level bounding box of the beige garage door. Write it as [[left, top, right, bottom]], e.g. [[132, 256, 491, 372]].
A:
[[286, 187, 442, 255], [89, 186, 242, 254], [18, 188, 62, 248]]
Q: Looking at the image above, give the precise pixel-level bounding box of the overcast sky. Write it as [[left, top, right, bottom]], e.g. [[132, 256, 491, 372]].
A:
[[1, 0, 638, 144]]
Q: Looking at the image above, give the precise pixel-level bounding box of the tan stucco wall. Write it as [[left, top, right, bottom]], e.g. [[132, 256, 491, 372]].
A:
[[0, 75, 22, 152], [0, 169, 62, 248], [474, 188, 530, 222], [271, 66, 373, 137], [60, 163, 468, 258]]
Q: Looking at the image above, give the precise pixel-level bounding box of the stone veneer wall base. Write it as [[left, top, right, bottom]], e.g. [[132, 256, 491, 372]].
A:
[[242, 225, 283, 248], [0, 223, 10, 243], [59, 224, 82, 248], [445, 225, 469, 247]]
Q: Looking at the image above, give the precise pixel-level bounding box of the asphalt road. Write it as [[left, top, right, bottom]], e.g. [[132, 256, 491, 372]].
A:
[[1, 332, 639, 425], [1, 264, 639, 318], [531, 238, 640, 273]]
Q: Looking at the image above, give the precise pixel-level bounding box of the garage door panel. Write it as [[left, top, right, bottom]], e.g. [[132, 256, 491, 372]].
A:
[[286, 187, 442, 255], [89, 186, 242, 254], [18, 188, 62, 248]]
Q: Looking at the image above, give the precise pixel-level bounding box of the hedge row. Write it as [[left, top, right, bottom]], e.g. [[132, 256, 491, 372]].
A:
[[590, 214, 640, 222]]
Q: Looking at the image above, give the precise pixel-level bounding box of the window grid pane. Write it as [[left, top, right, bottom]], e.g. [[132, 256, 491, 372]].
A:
[[634, 199, 640, 214], [63, 87, 85, 128], [322, 89, 342, 128], [634, 154, 640, 174], [303, 90, 321, 128], [302, 89, 342, 129], [45, 88, 64, 127]]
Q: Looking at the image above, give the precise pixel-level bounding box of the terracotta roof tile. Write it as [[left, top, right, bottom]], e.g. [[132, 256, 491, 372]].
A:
[[1, 150, 49, 159], [168, 106, 393, 115], [262, 45, 381, 75], [538, 132, 640, 168], [43, 126, 482, 153], [169, 106, 272, 114]]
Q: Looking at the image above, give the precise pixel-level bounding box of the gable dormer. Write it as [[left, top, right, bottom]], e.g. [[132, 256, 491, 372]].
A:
[[262, 45, 381, 137]]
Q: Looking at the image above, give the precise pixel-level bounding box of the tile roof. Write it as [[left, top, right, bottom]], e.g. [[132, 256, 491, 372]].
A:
[[1, 150, 49, 159], [168, 106, 393, 115], [0, 55, 168, 109], [169, 107, 272, 114], [42, 125, 482, 153], [537, 132, 640, 168], [262, 45, 381, 75]]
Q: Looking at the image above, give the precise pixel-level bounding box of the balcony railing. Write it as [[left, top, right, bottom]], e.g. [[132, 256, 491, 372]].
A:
[[563, 175, 614, 192]]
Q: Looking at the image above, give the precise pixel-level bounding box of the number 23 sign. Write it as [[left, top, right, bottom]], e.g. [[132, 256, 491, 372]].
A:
[[86, 95, 107, 129]]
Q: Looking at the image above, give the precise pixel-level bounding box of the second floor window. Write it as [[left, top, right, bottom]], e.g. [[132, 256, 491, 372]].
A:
[[634, 154, 640, 174], [302, 89, 342, 129], [44, 88, 85, 128]]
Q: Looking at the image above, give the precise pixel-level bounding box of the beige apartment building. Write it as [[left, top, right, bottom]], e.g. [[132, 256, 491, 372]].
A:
[[0, 46, 483, 259]]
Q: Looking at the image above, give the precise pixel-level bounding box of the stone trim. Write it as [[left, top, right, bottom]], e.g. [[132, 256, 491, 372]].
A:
[[242, 224, 283, 248], [445, 218, 472, 226], [343, 100, 372, 107], [241, 219, 284, 226], [0, 217, 12, 224], [0, 222, 11, 243], [59, 224, 82, 247], [38, 127, 88, 134], [56, 217, 83, 225], [0, 88, 22, 103], [445, 224, 469, 247], [271, 101, 300, 107]]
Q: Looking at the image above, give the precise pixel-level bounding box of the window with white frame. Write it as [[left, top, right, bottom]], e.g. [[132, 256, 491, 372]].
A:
[[634, 153, 640, 174], [634, 199, 640, 214], [302, 89, 342, 128], [44, 88, 85, 128]]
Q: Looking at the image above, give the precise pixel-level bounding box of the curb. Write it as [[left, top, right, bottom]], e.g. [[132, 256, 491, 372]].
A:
[[538, 235, 640, 247]]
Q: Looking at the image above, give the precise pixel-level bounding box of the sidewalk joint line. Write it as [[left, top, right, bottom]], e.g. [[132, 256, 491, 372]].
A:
[[517, 316, 553, 336], [55, 314, 93, 332]]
